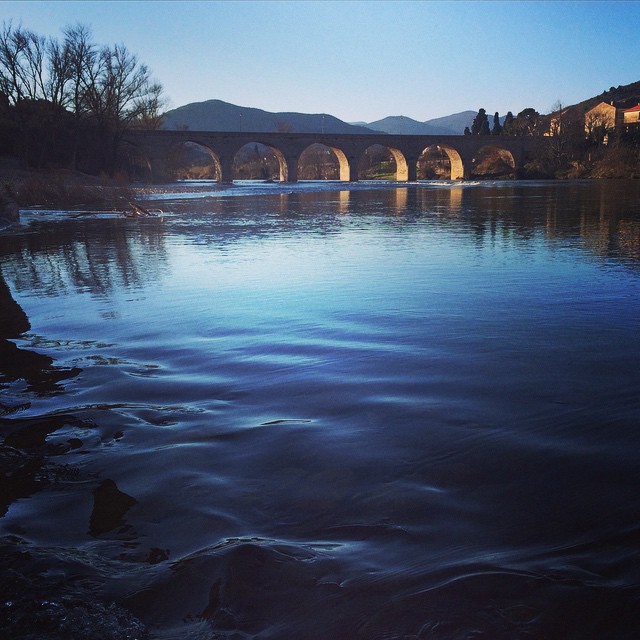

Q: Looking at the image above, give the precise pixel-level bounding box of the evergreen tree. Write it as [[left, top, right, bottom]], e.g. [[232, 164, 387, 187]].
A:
[[502, 111, 515, 136], [471, 108, 490, 135], [464, 126, 471, 135], [491, 112, 502, 136]]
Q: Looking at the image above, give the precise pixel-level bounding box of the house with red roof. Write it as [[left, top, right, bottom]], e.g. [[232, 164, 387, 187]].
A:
[[623, 104, 640, 126], [581, 101, 640, 143]]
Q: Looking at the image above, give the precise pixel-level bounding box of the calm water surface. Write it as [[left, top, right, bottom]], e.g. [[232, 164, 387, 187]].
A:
[[1, 180, 640, 639]]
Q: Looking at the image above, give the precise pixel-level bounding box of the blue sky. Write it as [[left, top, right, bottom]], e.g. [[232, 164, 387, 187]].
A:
[[2, 1, 639, 123]]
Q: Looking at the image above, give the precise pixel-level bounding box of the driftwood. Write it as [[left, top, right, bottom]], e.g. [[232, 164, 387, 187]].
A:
[[125, 201, 163, 217]]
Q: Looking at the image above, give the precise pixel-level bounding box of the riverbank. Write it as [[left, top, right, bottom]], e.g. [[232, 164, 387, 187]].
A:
[[2, 153, 639, 217], [1, 166, 137, 211], [0, 275, 151, 639]]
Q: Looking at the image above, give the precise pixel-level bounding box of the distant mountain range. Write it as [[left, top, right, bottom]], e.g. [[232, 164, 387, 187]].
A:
[[161, 100, 374, 135], [161, 80, 640, 137], [361, 112, 477, 135], [161, 99, 477, 135]]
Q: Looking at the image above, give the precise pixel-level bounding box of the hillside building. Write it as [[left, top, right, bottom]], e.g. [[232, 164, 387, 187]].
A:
[[579, 101, 640, 142], [623, 105, 640, 126], [583, 101, 623, 144]]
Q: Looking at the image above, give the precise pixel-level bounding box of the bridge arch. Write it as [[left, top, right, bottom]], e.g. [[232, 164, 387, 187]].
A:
[[297, 143, 350, 181], [120, 130, 539, 184], [358, 144, 408, 181], [232, 142, 287, 181], [166, 140, 221, 181], [417, 144, 464, 181], [470, 144, 516, 179]]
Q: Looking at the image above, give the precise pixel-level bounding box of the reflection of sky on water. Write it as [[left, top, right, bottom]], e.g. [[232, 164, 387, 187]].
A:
[[2, 182, 640, 316], [1, 180, 640, 639], [2, 182, 640, 302]]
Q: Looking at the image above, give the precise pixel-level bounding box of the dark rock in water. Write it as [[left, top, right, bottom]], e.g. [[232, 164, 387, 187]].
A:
[[0, 339, 81, 393], [0, 184, 19, 224], [89, 479, 138, 537], [0, 272, 29, 338], [0, 273, 82, 391], [0, 413, 93, 516]]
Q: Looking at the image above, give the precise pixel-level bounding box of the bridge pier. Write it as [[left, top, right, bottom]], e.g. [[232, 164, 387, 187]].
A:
[[285, 156, 298, 182], [407, 156, 418, 182], [458, 148, 476, 180], [219, 155, 234, 183], [348, 160, 359, 182]]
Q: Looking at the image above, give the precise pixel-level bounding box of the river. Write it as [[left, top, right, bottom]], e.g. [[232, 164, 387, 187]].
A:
[[1, 179, 640, 639]]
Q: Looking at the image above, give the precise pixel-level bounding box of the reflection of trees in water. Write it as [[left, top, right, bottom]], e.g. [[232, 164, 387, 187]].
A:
[[617, 221, 640, 261], [411, 182, 640, 267], [178, 183, 640, 268], [0, 218, 168, 298], [0, 216, 168, 400], [1, 184, 639, 299]]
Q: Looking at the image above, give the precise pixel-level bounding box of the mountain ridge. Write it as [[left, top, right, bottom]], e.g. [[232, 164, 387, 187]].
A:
[[161, 99, 375, 134], [364, 111, 476, 135], [161, 99, 475, 135], [160, 80, 640, 137]]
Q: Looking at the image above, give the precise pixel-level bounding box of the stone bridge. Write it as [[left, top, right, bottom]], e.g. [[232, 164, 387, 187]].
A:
[[121, 129, 543, 183]]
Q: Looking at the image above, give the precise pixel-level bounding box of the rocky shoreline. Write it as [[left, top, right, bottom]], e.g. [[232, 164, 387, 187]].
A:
[[0, 274, 151, 639]]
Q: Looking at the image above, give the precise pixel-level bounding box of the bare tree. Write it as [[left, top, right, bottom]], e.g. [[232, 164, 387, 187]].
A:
[[82, 43, 164, 167], [62, 23, 96, 115], [132, 81, 165, 129], [0, 23, 40, 103], [0, 21, 164, 173], [513, 108, 543, 136], [0, 23, 68, 167], [584, 110, 611, 146], [45, 36, 73, 107], [546, 101, 571, 170]]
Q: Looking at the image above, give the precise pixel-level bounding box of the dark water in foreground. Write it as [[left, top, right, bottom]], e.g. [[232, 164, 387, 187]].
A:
[[1, 180, 640, 639]]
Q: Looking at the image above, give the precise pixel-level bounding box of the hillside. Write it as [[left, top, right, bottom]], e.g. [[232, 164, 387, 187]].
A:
[[365, 115, 455, 136], [157, 81, 640, 138], [544, 80, 640, 118], [580, 80, 640, 112], [160, 99, 479, 136], [161, 99, 375, 134], [423, 110, 478, 134]]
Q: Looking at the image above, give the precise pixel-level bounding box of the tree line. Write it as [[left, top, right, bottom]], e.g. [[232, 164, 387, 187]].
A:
[[465, 104, 640, 178], [0, 22, 164, 175], [464, 107, 545, 137]]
